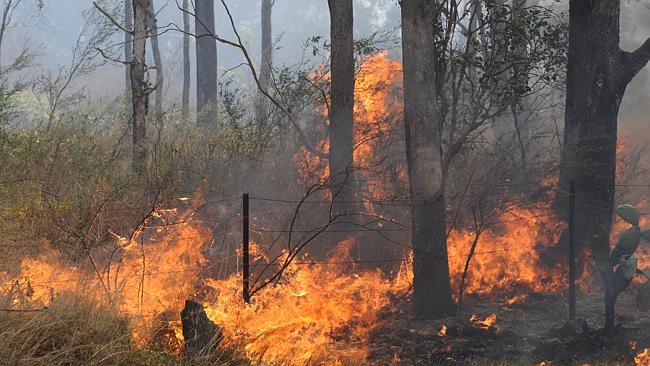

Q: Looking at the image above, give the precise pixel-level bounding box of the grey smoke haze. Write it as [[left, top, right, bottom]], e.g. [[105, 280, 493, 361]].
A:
[[3, 0, 649, 136]]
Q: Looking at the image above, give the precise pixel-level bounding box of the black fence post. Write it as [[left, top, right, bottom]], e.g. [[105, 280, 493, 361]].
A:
[[569, 180, 576, 320], [243, 193, 251, 303]]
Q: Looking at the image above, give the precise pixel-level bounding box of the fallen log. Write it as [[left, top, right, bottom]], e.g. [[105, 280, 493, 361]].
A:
[[180, 299, 222, 357]]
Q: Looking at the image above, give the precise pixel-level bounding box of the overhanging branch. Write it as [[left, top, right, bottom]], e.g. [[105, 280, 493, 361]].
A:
[[623, 37, 650, 81]]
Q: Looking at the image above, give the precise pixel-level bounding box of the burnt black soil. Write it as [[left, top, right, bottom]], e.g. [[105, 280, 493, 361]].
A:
[[368, 291, 650, 365]]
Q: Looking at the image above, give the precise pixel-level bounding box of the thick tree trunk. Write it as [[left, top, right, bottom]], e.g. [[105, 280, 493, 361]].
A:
[[400, 0, 454, 317], [254, 0, 273, 129], [195, 0, 218, 126], [125, 0, 133, 106], [148, 0, 163, 121], [130, 0, 150, 174], [327, 0, 356, 216], [182, 0, 190, 120], [558, 0, 650, 333]]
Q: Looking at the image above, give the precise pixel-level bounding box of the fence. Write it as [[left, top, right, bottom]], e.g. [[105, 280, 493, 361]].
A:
[[2, 180, 650, 319]]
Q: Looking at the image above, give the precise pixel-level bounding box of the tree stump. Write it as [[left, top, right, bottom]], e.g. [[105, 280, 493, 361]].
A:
[[180, 300, 222, 357]]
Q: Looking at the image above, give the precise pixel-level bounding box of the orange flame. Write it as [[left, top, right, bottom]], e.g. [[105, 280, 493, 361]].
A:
[[202, 237, 411, 364], [636, 348, 650, 366], [469, 313, 498, 330], [448, 201, 568, 298], [5, 207, 211, 347], [295, 51, 405, 211]]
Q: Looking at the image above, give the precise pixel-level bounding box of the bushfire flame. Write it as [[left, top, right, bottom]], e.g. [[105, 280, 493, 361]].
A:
[[5, 51, 642, 365], [636, 348, 650, 366]]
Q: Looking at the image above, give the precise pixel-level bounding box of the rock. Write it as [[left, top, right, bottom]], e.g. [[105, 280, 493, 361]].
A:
[[180, 300, 222, 357]]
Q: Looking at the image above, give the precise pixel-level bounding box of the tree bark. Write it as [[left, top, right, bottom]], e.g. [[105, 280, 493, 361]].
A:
[[182, 0, 190, 120], [400, 0, 454, 317], [558, 0, 650, 333], [125, 0, 133, 106], [488, 0, 514, 145], [130, 0, 150, 174], [195, 0, 218, 126], [254, 0, 273, 129], [510, 0, 532, 165], [327, 0, 356, 216], [148, 0, 163, 121]]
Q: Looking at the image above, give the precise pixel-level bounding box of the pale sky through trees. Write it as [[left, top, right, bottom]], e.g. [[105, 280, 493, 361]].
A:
[[4, 0, 649, 127]]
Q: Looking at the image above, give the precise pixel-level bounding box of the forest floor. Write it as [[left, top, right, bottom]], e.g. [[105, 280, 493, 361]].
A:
[[368, 290, 650, 365]]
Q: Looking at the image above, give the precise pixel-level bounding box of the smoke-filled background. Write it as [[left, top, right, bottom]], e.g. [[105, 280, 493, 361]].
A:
[[5, 0, 648, 131], [1, 1, 650, 365]]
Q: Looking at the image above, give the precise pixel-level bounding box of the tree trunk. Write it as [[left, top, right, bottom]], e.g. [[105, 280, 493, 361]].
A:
[[195, 0, 217, 126], [327, 0, 356, 216], [510, 0, 532, 166], [130, 0, 150, 174], [558, 0, 650, 333], [254, 0, 273, 130], [148, 0, 163, 121], [182, 0, 190, 120], [400, 0, 454, 317], [124, 0, 133, 107], [488, 0, 514, 145]]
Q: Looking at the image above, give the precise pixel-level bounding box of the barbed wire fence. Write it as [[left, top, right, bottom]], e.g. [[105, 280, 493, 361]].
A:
[[1, 180, 650, 313]]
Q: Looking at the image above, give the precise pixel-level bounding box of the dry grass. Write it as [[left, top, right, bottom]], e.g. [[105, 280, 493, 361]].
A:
[[0, 293, 132, 365], [0, 292, 253, 366]]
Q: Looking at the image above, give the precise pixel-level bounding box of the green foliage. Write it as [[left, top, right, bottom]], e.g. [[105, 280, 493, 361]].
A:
[[610, 226, 642, 265], [619, 255, 638, 281], [608, 204, 650, 312], [616, 204, 640, 226], [0, 85, 13, 125]]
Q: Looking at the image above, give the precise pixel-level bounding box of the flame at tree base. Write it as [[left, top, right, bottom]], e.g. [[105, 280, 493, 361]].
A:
[[1, 198, 595, 364]]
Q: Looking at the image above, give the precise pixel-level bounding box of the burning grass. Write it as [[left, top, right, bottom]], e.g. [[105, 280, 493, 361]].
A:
[[201, 238, 412, 364], [0, 195, 593, 365]]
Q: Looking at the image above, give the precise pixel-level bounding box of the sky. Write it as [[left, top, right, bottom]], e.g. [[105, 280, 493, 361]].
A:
[[3, 0, 650, 131]]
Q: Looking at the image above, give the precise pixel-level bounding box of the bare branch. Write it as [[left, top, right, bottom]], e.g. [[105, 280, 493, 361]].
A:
[[96, 47, 129, 65], [93, 1, 131, 34]]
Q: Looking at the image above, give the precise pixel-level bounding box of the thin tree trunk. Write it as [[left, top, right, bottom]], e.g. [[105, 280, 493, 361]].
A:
[[254, 0, 273, 131], [181, 0, 190, 120], [400, 0, 454, 317], [558, 0, 650, 333], [125, 0, 133, 106], [510, 0, 531, 166], [327, 0, 356, 216], [131, 0, 151, 174], [148, 0, 163, 121], [195, 0, 217, 126], [487, 0, 514, 145]]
